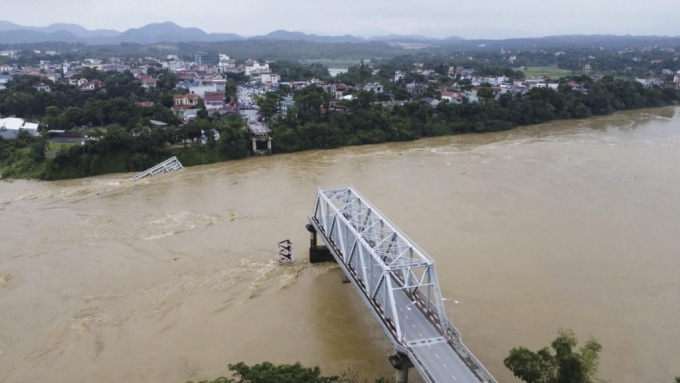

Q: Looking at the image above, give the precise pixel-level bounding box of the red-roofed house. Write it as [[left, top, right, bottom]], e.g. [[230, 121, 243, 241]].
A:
[[79, 79, 105, 92], [33, 82, 51, 92], [204, 92, 225, 109], [136, 101, 155, 108], [174, 94, 199, 106], [141, 77, 157, 89]]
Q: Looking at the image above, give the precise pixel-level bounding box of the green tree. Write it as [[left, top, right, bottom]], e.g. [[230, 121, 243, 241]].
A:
[[504, 329, 605, 383], [184, 362, 388, 383], [160, 93, 175, 108]]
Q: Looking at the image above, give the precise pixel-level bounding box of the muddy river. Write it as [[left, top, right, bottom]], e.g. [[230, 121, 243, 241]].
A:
[[1, 107, 679, 383]]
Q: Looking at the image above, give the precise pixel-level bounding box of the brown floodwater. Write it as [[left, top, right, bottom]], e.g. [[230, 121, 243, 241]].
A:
[[1, 107, 679, 383]]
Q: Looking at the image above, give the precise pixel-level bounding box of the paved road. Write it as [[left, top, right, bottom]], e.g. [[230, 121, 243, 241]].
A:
[[365, 271, 483, 382]]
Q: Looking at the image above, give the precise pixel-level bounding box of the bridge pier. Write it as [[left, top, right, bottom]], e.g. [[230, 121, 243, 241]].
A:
[[305, 224, 333, 264], [389, 353, 413, 383]]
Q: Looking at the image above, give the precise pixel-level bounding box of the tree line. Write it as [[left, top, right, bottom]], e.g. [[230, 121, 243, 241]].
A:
[[266, 75, 679, 154]]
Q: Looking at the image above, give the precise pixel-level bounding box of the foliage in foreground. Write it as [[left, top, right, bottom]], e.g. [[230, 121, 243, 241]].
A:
[[185, 362, 389, 383], [504, 329, 605, 383]]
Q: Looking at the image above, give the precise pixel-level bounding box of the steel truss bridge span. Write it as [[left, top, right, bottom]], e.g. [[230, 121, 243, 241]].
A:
[[308, 187, 497, 383]]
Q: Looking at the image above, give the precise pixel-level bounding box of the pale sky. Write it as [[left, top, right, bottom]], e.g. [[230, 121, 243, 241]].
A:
[[3, 0, 680, 39]]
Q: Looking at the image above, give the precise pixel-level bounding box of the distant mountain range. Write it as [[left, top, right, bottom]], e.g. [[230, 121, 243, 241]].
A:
[[0, 21, 464, 45], [1, 21, 677, 48]]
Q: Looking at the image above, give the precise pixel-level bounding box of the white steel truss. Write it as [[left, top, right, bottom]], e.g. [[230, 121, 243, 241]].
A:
[[133, 156, 184, 181], [308, 186, 498, 383], [311, 187, 451, 341]]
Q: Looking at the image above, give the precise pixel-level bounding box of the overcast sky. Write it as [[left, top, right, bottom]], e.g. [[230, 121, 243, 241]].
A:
[[4, 0, 680, 39]]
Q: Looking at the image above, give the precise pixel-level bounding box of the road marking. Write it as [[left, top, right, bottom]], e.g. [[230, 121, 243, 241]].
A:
[[443, 364, 447, 369], [419, 333, 423, 337], [399, 308, 403, 312], [405, 315, 409, 320], [435, 354, 439, 359], [452, 374, 457, 380], [412, 324, 416, 328]]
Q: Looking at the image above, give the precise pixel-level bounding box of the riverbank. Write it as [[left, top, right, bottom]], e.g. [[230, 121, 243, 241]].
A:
[[2, 76, 679, 181]]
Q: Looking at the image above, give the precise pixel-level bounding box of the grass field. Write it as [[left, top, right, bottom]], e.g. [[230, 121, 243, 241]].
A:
[[45, 141, 80, 159], [301, 59, 364, 69], [517, 66, 578, 79]]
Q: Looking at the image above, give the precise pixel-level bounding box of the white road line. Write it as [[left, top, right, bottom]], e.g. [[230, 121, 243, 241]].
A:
[[435, 354, 439, 359], [443, 364, 447, 369], [412, 324, 416, 328], [452, 374, 457, 380]]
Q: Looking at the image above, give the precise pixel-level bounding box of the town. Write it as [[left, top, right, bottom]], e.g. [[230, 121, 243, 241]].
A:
[[1, 44, 680, 179]]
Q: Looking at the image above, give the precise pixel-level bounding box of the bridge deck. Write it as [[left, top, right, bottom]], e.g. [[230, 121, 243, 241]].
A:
[[309, 187, 496, 383]]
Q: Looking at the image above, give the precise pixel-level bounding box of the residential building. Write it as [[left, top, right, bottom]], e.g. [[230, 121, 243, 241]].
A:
[[79, 80, 106, 92], [244, 59, 269, 76], [280, 97, 295, 115], [141, 77, 157, 89], [0, 117, 40, 139], [260, 71, 281, 85], [163, 60, 187, 72], [363, 82, 383, 93], [407, 81, 424, 95], [440, 91, 455, 102], [203, 92, 225, 109], [218, 59, 236, 72], [394, 71, 406, 82], [33, 82, 51, 92], [174, 94, 200, 107]]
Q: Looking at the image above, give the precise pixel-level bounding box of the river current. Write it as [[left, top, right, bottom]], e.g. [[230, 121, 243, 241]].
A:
[[1, 107, 679, 383]]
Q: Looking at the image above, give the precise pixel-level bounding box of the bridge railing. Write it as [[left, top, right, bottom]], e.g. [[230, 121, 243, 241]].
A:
[[133, 156, 184, 181], [312, 187, 449, 340], [309, 186, 498, 383]]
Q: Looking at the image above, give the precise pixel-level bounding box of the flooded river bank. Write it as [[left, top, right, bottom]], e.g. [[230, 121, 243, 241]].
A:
[[1, 107, 679, 383]]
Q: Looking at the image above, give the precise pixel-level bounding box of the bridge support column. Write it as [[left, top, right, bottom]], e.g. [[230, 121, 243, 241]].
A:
[[305, 224, 333, 264], [389, 353, 413, 383]]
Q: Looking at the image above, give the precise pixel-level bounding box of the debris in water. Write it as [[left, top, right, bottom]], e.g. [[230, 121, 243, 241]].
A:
[[230, 212, 239, 221], [278, 240, 295, 264]]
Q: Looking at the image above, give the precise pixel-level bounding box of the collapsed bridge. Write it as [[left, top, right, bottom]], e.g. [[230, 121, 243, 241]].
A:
[[306, 187, 497, 383]]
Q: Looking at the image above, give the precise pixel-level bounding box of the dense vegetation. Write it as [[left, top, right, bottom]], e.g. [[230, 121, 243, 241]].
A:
[[0, 69, 180, 130], [0, 113, 248, 180], [266, 75, 679, 154], [185, 362, 388, 383], [504, 329, 605, 383]]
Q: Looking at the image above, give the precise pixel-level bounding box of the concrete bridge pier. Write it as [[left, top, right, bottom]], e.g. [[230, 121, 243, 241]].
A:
[[389, 353, 413, 383], [305, 224, 333, 263]]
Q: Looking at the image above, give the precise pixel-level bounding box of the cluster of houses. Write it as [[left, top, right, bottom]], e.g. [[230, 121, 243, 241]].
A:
[[3, 49, 680, 133]]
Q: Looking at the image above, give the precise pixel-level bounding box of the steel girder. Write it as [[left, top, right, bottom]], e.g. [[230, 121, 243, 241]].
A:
[[309, 186, 499, 383], [311, 187, 452, 343]]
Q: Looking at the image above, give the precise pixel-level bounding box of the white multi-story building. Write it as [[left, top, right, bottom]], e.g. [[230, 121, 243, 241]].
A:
[[260, 71, 280, 85], [245, 59, 269, 76]]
